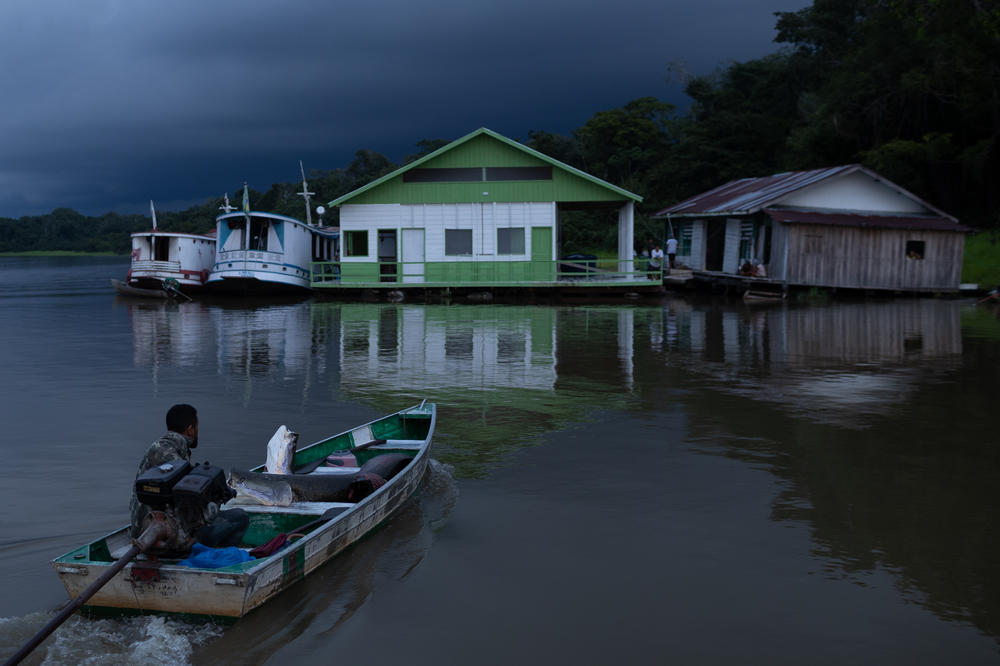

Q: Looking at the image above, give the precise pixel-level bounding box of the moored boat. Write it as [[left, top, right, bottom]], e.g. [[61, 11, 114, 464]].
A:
[[123, 202, 216, 295], [207, 210, 337, 294], [206, 176, 337, 295], [51, 401, 436, 618]]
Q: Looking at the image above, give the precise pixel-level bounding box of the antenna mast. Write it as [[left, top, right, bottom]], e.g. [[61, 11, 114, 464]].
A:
[[298, 160, 314, 226], [219, 193, 236, 214]]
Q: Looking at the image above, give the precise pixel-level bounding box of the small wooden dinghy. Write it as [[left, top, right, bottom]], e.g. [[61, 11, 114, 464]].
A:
[[742, 288, 786, 303], [52, 402, 436, 618], [111, 278, 169, 299]]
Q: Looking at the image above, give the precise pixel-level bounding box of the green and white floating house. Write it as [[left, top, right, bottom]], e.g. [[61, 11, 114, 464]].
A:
[[313, 128, 653, 291]]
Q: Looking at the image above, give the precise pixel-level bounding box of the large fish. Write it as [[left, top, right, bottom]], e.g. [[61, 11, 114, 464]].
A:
[[265, 425, 298, 475], [229, 468, 358, 505], [228, 453, 414, 506]]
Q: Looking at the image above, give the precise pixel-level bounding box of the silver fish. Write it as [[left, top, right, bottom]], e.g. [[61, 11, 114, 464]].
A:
[[228, 468, 294, 507]]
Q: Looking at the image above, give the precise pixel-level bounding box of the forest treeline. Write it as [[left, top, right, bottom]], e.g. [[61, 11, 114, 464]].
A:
[[2, 0, 997, 253]]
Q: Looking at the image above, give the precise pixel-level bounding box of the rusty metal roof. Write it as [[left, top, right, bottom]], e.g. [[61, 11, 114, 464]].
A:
[[654, 165, 956, 221], [765, 208, 972, 233]]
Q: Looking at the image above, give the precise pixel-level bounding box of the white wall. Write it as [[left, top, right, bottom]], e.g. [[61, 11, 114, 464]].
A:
[[722, 218, 741, 273], [777, 171, 927, 213], [340, 202, 556, 262], [687, 221, 705, 270]]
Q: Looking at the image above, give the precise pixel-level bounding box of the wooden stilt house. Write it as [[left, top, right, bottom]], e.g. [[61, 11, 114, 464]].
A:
[[654, 165, 971, 293]]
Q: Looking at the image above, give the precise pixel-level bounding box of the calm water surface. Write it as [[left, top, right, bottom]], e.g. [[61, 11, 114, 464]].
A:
[[1, 256, 999, 664]]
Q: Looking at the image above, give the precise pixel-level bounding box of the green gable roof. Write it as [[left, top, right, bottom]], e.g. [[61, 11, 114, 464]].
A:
[[329, 127, 642, 206]]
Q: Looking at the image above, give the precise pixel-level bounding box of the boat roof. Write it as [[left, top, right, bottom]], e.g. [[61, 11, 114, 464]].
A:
[[216, 211, 337, 237], [130, 229, 215, 240]]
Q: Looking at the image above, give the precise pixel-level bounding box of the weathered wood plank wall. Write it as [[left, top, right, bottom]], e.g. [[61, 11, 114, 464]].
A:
[[784, 225, 964, 291]]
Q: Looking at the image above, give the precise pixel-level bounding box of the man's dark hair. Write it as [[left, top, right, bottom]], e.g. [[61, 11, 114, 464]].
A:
[[166, 404, 198, 433]]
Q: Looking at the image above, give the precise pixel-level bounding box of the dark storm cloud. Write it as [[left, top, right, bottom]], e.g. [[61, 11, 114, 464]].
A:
[[0, 0, 808, 217]]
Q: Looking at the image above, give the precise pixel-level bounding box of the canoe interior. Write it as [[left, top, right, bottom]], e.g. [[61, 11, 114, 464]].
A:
[[267, 407, 434, 474]]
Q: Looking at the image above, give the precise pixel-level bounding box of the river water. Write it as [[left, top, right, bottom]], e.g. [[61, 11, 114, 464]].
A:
[[1, 255, 999, 665]]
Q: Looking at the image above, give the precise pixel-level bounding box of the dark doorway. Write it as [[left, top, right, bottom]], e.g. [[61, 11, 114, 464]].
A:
[[705, 220, 726, 272], [153, 237, 170, 261], [378, 229, 398, 282]]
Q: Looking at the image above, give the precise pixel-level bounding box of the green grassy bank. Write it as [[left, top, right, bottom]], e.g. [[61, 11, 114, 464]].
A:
[[962, 232, 1000, 289]]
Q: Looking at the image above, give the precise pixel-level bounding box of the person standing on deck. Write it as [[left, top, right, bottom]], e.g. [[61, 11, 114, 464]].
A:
[[129, 404, 247, 546], [649, 245, 664, 279], [666, 235, 678, 269]]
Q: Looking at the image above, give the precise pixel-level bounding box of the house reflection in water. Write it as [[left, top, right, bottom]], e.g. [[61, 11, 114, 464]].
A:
[[128, 301, 326, 382], [337, 304, 558, 395], [649, 299, 964, 428]]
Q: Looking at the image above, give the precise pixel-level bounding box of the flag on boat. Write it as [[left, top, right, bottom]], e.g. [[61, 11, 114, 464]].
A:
[[150, 200, 157, 230], [242, 184, 250, 215]]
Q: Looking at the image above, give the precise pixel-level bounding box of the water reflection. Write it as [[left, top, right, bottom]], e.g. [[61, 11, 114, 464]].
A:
[[649, 299, 964, 428], [127, 300, 332, 408], [116, 295, 1000, 647], [642, 299, 1000, 644], [318, 303, 636, 475]]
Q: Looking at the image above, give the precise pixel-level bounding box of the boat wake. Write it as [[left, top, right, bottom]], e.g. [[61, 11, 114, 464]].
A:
[[0, 613, 222, 665]]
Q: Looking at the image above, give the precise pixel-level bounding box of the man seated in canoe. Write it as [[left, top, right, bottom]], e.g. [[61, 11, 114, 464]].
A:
[[129, 404, 248, 548]]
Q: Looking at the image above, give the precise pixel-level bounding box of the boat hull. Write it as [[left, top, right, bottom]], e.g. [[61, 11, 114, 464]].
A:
[[111, 278, 168, 299], [53, 403, 435, 618], [205, 271, 312, 295]]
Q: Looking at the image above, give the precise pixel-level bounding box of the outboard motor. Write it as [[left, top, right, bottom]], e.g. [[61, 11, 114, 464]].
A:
[[134, 461, 235, 557]]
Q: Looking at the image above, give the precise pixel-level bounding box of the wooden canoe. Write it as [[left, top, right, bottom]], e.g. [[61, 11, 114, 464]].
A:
[[52, 401, 436, 618], [111, 278, 169, 299]]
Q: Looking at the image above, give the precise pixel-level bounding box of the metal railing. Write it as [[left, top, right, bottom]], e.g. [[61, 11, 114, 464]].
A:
[[311, 258, 663, 286], [131, 260, 181, 272]]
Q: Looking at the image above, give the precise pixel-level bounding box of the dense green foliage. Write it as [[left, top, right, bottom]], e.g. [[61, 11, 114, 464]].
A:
[[3, 0, 998, 255], [962, 232, 1000, 286]]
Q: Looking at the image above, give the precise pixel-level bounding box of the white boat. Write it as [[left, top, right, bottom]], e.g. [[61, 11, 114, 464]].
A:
[[51, 402, 436, 618], [208, 211, 337, 294], [123, 202, 216, 294], [206, 176, 338, 294]]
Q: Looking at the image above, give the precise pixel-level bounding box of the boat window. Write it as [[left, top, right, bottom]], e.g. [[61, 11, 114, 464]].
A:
[[250, 219, 269, 251], [445, 229, 473, 256], [225, 220, 247, 249], [497, 227, 525, 255]]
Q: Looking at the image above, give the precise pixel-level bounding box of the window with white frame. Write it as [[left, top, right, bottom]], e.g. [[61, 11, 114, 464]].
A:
[[497, 227, 525, 255], [445, 229, 473, 256]]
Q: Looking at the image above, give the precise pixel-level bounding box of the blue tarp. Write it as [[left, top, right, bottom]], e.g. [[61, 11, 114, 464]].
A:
[[177, 543, 253, 569]]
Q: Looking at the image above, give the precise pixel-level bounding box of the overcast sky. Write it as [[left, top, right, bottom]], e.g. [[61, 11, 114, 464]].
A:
[[0, 0, 809, 218]]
